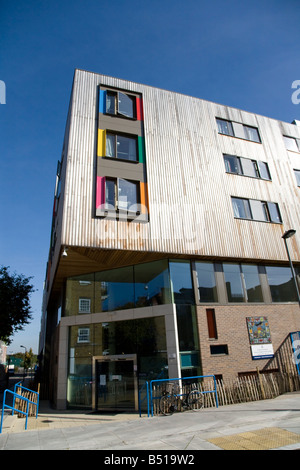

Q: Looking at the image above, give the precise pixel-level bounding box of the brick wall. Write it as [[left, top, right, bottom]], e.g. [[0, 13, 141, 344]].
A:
[[196, 304, 300, 381]]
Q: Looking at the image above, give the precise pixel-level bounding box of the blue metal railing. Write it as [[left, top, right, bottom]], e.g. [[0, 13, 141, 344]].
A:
[[0, 382, 39, 433], [138, 381, 150, 417], [138, 368, 167, 417], [139, 374, 218, 417]]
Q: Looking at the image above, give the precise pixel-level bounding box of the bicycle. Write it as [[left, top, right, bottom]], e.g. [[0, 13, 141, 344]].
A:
[[159, 382, 204, 416]]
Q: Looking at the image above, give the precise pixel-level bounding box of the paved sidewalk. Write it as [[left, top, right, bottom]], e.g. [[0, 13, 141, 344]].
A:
[[0, 392, 300, 450]]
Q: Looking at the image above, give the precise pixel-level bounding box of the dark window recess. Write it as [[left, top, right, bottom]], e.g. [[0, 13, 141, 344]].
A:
[[206, 309, 218, 339], [210, 344, 228, 355]]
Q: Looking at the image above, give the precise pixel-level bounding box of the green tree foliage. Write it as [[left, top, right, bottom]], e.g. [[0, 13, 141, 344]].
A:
[[24, 348, 36, 370], [0, 266, 35, 344]]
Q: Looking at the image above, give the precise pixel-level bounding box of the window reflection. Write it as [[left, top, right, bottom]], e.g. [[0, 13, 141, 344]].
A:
[[195, 262, 218, 302], [65, 273, 95, 316], [241, 264, 263, 302], [169, 260, 195, 304], [134, 260, 171, 307], [95, 266, 134, 312], [266, 266, 298, 302], [67, 318, 167, 408], [223, 263, 245, 302]]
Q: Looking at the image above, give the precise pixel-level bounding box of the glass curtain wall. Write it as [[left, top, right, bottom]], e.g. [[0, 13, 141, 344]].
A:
[[169, 260, 201, 377], [67, 317, 167, 408], [195, 262, 218, 302], [223, 263, 263, 302], [65, 260, 171, 315], [266, 266, 298, 302]]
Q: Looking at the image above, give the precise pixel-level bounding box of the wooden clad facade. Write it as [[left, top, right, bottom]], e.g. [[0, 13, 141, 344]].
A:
[[51, 70, 300, 284]]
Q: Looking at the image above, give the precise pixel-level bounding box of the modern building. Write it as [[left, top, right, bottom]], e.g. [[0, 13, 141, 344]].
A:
[[39, 69, 300, 411], [0, 341, 7, 366]]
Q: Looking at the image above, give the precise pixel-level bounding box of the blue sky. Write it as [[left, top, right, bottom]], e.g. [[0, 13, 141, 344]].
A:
[[1, 0, 300, 354]]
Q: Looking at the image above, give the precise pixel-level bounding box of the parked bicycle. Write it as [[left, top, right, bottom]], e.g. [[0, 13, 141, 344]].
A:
[[159, 382, 204, 416]]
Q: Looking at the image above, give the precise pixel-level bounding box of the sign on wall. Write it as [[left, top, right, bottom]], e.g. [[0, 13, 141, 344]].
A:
[[246, 317, 274, 360]]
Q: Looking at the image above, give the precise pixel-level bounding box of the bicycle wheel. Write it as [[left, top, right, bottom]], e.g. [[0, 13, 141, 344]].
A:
[[160, 394, 177, 416], [187, 390, 204, 411]]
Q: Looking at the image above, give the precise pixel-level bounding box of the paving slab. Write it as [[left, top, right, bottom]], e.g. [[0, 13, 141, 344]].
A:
[[1, 392, 300, 450]]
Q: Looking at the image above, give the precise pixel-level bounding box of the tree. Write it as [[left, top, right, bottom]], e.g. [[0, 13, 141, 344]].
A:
[[0, 266, 35, 344], [23, 348, 36, 370]]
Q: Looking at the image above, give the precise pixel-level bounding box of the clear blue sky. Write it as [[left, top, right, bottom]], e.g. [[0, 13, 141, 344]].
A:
[[1, 0, 300, 354]]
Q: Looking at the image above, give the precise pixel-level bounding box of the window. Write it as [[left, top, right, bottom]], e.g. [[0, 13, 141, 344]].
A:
[[169, 260, 195, 304], [134, 260, 171, 307], [223, 263, 263, 303], [78, 298, 91, 313], [283, 136, 299, 152], [257, 161, 271, 180], [106, 90, 136, 118], [106, 133, 138, 162], [294, 169, 300, 187], [118, 179, 139, 211], [195, 262, 218, 302], [231, 197, 282, 223], [224, 154, 271, 180], [240, 158, 259, 177], [210, 344, 228, 355], [231, 197, 252, 220], [223, 263, 245, 302], [77, 328, 90, 343], [267, 202, 282, 223], [206, 309, 218, 339], [249, 200, 269, 222], [95, 266, 134, 312], [242, 264, 263, 302], [224, 154, 242, 174], [216, 118, 234, 136], [105, 178, 139, 212], [243, 125, 261, 143], [217, 118, 261, 142], [266, 266, 298, 302]]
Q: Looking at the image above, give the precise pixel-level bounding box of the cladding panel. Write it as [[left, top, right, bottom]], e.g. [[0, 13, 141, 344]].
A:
[[60, 69, 300, 263]]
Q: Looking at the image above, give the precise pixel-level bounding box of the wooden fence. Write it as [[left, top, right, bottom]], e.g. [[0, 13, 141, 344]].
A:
[[151, 371, 300, 415], [15, 383, 40, 418]]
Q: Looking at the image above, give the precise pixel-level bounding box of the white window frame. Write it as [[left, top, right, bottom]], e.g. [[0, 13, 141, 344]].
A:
[[78, 298, 91, 313], [77, 327, 90, 343]]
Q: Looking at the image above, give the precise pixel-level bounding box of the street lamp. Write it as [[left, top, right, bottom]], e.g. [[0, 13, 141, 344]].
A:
[[20, 345, 27, 382], [282, 229, 300, 305]]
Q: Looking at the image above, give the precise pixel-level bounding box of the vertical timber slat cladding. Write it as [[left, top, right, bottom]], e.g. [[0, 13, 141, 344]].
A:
[[60, 69, 300, 261]]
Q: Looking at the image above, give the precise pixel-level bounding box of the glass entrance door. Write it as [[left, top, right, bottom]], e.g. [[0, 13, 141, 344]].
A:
[[93, 355, 137, 411]]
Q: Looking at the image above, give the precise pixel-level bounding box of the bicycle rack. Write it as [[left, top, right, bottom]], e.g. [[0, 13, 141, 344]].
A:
[[139, 374, 218, 417]]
